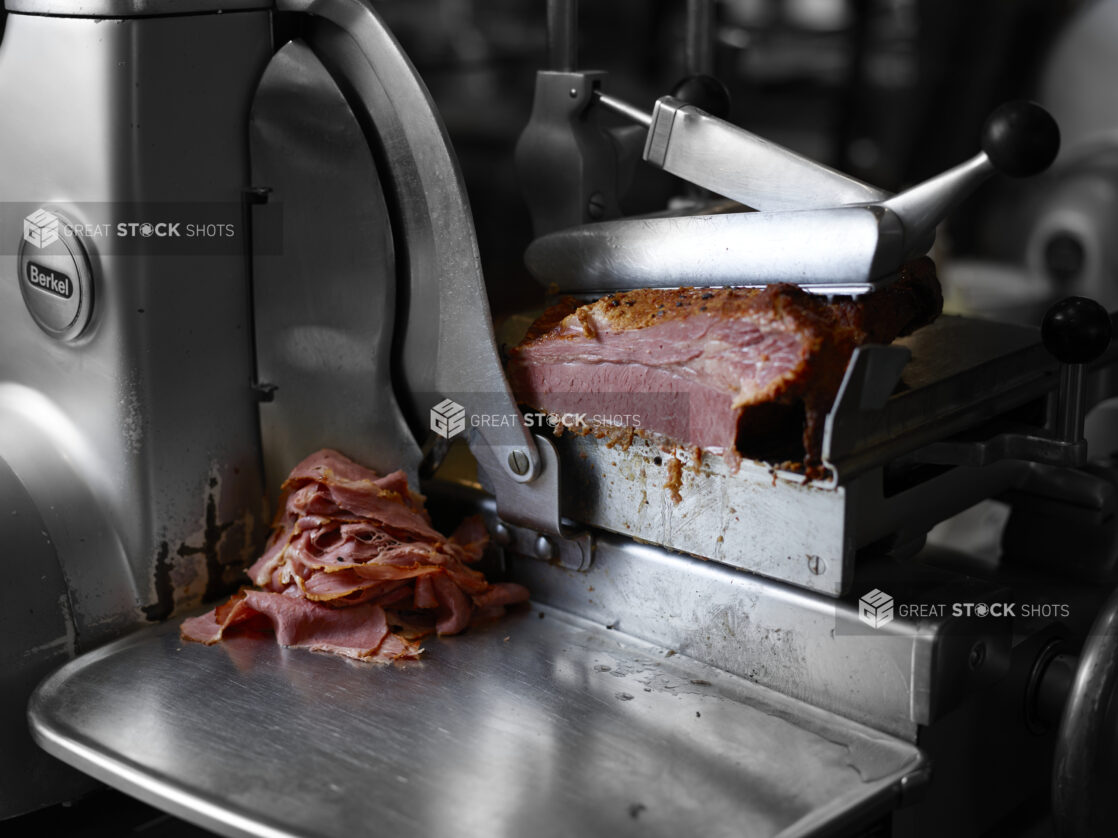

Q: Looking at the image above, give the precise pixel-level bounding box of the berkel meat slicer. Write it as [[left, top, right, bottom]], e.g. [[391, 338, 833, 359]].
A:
[[3, 1, 1117, 836]]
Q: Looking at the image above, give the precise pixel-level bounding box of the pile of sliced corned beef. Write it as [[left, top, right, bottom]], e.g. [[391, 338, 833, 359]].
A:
[[181, 449, 528, 662]]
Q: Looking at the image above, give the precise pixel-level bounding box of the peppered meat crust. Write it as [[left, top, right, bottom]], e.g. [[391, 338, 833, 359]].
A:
[[509, 257, 941, 476]]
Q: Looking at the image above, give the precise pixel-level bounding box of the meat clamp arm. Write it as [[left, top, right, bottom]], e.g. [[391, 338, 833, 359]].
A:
[[525, 97, 1060, 295]]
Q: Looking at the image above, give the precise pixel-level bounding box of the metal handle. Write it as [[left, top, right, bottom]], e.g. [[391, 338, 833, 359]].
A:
[[1043, 296, 1113, 444], [1051, 586, 1118, 837], [882, 101, 1060, 259], [547, 0, 578, 71], [685, 0, 715, 77]]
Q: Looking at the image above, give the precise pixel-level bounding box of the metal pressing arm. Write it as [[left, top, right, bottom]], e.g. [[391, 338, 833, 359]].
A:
[[525, 99, 1060, 295], [618, 92, 889, 211]]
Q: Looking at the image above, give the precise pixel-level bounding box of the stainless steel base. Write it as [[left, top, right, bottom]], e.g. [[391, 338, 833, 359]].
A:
[[29, 607, 926, 838]]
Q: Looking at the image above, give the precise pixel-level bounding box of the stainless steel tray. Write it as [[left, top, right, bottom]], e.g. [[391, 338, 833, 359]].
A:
[[29, 607, 928, 838]]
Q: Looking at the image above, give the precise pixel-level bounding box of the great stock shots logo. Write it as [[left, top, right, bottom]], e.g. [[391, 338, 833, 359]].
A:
[[858, 589, 895, 629], [425, 392, 658, 443], [430, 398, 467, 439], [23, 209, 59, 248], [8, 202, 280, 257]]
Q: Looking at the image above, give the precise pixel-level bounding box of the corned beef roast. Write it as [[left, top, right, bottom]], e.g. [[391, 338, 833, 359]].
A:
[[507, 257, 942, 474], [182, 449, 528, 662]]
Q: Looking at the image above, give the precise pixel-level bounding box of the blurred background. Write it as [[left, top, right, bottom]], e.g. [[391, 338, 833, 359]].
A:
[[373, 0, 1118, 331]]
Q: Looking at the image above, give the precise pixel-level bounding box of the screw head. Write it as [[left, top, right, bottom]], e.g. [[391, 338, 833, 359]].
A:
[[569, 87, 578, 98], [587, 191, 606, 220], [969, 641, 987, 670], [807, 555, 826, 575], [508, 450, 530, 475], [493, 523, 511, 547], [534, 534, 555, 560]]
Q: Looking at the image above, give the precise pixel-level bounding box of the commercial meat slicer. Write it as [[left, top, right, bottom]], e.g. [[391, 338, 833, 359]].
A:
[[3, 1, 1117, 836]]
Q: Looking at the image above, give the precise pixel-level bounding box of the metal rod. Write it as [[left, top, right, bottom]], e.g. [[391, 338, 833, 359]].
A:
[[1055, 363, 1087, 442], [685, 0, 714, 76], [547, 0, 578, 71], [594, 91, 653, 127], [882, 151, 993, 256]]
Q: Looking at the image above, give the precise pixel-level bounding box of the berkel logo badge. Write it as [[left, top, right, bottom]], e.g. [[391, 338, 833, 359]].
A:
[[25, 262, 73, 299], [23, 209, 60, 248]]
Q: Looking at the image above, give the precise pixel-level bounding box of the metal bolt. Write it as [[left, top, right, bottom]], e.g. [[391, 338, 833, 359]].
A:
[[587, 191, 606, 220], [508, 450, 530, 476], [493, 523, 511, 547], [569, 87, 579, 98], [807, 554, 826, 575], [535, 534, 555, 560], [968, 641, 986, 670]]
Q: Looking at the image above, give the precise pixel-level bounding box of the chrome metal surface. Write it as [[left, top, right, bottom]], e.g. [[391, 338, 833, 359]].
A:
[[249, 39, 422, 489], [284, 0, 540, 484], [685, 0, 715, 76], [0, 11, 270, 633], [1053, 586, 1118, 837], [517, 70, 628, 236], [0, 456, 99, 816], [524, 206, 902, 293], [5, 0, 270, 13], [1055, 363, 1087, 441], [546, 0, 577, 71], [880, 152, 992, 259], [486, 496, 1013, 740], [532, 93, 1046, 292], [595, 91, 653, 128], [480, 434, 593, 571], [29, 608, 928, 838], [525, 148, 1013, 293], [643, 96, 889, 211], [0, 11, 272, 815], [547, 424, 1023, 597]]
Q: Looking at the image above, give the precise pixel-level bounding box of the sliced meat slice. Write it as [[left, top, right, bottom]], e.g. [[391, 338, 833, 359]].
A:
[[285, 480, 443, 543], [180, 590, 419, 662], [431, 573, 473, 636], [473, 583, 531, 609]]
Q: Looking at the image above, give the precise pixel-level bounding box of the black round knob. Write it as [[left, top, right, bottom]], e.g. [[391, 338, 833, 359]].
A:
[[981, 100, 1060, 177], [1042, 296, 1112, 364], [671, 74, 731, 119]]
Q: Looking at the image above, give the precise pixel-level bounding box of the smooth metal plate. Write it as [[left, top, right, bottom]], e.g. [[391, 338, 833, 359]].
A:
[[249, 39, 422, 490], [30, 609, 926, 838]]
